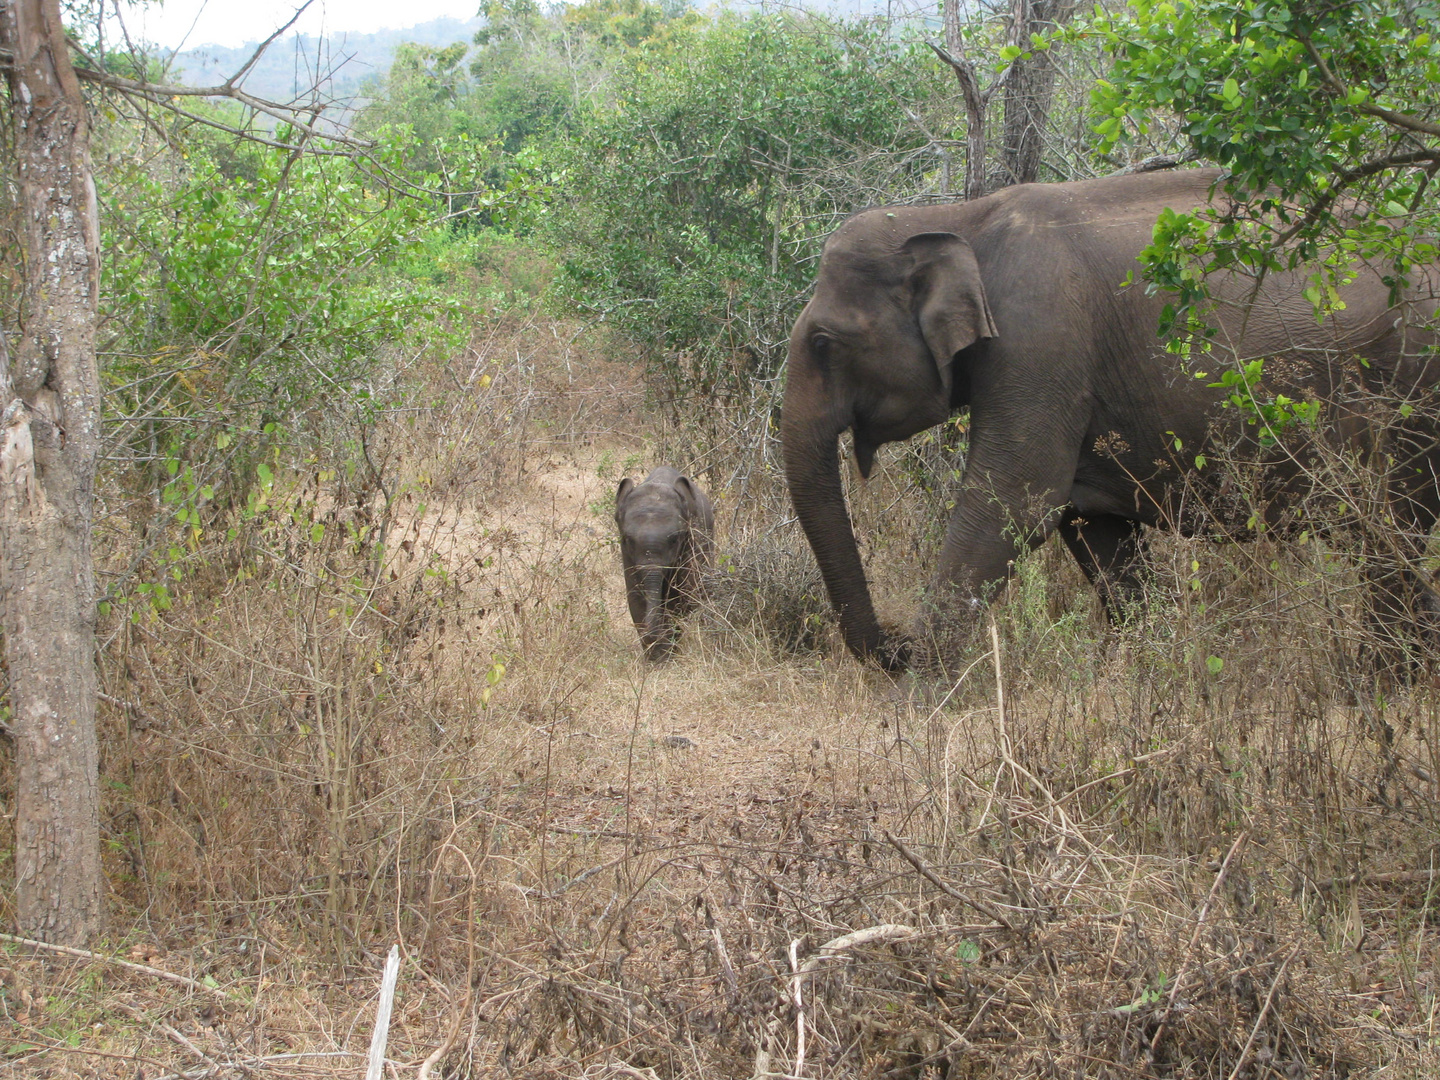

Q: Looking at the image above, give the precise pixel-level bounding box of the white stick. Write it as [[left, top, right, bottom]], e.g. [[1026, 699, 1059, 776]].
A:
[[365, 944, 402, 1080], [789, 938, 807, 1078]]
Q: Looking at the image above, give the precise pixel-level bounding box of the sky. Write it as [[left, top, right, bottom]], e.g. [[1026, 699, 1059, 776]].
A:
[[117, 0, 483, 51]]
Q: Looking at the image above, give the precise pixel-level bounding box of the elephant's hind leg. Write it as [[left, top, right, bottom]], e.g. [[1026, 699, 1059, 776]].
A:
[[1057, 510, 1149, 621]]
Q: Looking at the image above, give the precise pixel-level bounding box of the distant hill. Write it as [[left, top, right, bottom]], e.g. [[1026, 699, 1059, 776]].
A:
[[162, 3, 913, 117], [167, 16, 485, 107]]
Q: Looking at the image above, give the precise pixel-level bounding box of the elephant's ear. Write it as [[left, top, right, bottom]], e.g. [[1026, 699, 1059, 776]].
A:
[[673, 475, 707, 527], [615, 477, 636, 524], [902, 232, 997, 395]]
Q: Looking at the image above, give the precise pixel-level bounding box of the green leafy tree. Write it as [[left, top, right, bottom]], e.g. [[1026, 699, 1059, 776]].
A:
[[546, 12, 936, 401], [1090, 0, 1440, 337]]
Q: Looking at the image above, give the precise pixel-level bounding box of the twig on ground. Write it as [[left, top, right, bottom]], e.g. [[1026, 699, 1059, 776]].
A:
[[0, 932, 240, 1002], [114, 1001, 223, 1074], [753, 925, 917, 1080], [703, 895, 741, 1001], [882, 829, 1017, 931], [789, 937, 807, 1078], [1226, 944, 1301, 1080], [1313, 868, 1438, 892], [1149, 832, 1249, 1056]]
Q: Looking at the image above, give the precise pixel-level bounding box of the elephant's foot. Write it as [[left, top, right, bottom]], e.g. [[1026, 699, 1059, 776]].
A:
[[642, 637, 678, 662], [638, 621, 680, 662], [869, 621, 912, 673], [909, 600, 990, 680]]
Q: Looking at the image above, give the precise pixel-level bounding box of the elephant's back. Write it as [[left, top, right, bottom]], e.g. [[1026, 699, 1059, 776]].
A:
[[972, 168, 1224, 251]]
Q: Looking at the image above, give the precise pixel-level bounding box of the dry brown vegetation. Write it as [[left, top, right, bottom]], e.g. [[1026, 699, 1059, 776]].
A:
[[2, 309, 1439, 1080]]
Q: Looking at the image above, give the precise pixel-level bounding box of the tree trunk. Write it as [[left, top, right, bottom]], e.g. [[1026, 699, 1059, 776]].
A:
[[940, 0, 989, 202], [997, 0, 1075, 187], [0, 0, 104, 943]]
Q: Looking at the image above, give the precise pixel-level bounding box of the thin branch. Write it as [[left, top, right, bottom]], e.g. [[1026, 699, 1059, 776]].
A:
[[1312, 867, 1439, 892], [72, 63, 371, 149], [0, 931, 242, 1002], [1148, 832, 1248, 1056], [226, 0, 316, 90], [1270, 147, 1440, 247], [1300, 34, 1440, 140], [882, 829, 1018, 931], [1225, 945, 1301, 1080], [108, 88, 358, 157]]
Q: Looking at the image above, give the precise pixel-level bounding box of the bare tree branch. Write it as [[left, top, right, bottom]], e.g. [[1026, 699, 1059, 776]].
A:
[[226, 0, 315, 90], [70, 63, 373, 149]]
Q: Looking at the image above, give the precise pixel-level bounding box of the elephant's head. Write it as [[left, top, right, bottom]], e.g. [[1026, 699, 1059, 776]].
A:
[[782, 215, 997, 666], [615, 469, 707, 660]]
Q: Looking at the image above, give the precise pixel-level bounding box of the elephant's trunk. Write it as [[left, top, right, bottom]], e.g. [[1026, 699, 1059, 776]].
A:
[[782, 401, 895, 667], [639, 567, 674, 661]]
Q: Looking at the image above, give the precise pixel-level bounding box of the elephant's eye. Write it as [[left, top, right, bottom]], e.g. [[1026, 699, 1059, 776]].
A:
[[810, 333, 834, 365]]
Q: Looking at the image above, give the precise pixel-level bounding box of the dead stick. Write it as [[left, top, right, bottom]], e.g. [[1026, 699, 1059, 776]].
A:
[[1226, 944, 1300, 1080], [0, 932, 239, 1002], [1150, 832, 1248, 1055], [417, 1005, 464, 1080], [1314, 868, 1438, 891], [882, 829, 1017, 931], [789, 938, 807, 1078], [365, 944, 402, 1080], [115, 1001, 222, 1073], [753, 925, 917, 1080]]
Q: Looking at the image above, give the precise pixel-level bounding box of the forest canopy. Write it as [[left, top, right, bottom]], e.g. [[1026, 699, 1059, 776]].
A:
[[70, 0, 1440, 431]]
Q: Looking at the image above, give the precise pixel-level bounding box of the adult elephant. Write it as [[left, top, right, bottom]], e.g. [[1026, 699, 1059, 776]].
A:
[[781, 168, 1440, 668]]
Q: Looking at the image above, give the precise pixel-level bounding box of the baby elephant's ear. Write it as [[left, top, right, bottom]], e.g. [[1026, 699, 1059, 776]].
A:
[[674, 475, 702, 517], [615, 477, 635, 522]]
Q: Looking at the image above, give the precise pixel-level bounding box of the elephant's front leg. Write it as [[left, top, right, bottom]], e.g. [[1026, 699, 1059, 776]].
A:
[[1057, 510, 1149, 620], [920, 480, 1074, 658], [921, 392, 1089, 658]]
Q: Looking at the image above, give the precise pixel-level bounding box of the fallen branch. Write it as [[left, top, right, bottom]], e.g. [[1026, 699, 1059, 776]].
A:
[[114, 1001, 222, 1074], [416, 1004, 465, 1080], [1226, 944, 1301, 1080], [753, 925, 917, 1080], [0, 932, 240, 1002], [1313, 868, 1438, 892], [789, 938, 807, 1078], [882, 829, 1017, 932], [365, 945, 402, 1080], [1149, 833, 1248, 1056]]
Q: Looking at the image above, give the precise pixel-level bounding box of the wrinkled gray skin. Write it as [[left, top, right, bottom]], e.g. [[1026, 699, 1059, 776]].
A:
[[782, 168, 1440, 670], [615, 466, 716, 660]]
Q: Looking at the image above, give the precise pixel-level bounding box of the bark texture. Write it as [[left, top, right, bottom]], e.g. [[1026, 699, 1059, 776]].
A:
[[0, 0, 104, 943], [938, 0, 1074, 198], [940, 0, 990, 202], [997, 0, 1075, 187]]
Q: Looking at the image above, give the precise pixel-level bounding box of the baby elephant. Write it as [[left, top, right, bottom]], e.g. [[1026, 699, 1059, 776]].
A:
[[614, 466, 715, 660]]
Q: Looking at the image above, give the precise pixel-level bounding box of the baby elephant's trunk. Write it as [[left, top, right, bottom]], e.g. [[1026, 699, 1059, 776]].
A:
[[640, 567, 675, 660]]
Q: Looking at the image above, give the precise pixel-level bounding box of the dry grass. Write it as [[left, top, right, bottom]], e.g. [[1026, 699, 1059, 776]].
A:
[[2, 313, 1439, 1079]]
